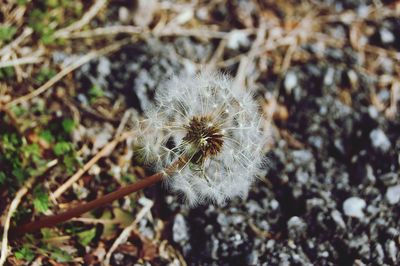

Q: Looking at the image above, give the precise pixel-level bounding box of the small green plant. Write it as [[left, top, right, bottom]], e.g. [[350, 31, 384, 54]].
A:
[[14, 245, 35, 262], [15, 229, 76, 263], [88, 84, 105, 103], [62, 118, 75, 134], [27, 0, 83, 45], [0, 25, 17, 45], [35, 67, 57, 85], [33, 185, 50, 214], [77, 228, 96, 246], [40, 117, 80, 174], [0, 171, 6, 185], [0, 66, 15, 81], [0, 120, 35, 187]]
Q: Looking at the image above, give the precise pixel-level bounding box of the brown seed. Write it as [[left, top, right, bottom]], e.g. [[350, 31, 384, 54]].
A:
[[183, 116, 224, 165]]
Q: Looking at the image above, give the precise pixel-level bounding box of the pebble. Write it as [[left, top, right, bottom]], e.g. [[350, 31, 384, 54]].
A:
[[331, 210, 346, 229], [386, 185, 400, 205], [370, 128, 391, 153], [374, 243, 385, 264], [118, 7, 130, 24], [97, 57, 111, 77], [287, 216, 307, 239], [343, 197, 366, 219], [386, 240, 398, 263], [379, 172, 398, 186], [227, 30, 250, 50], [292, 150, 313, 166], [246, 250, 259, 265], [270, 199, 279, 210], [296, 169, 310, 184], [246, 200, 262, 215], [173, 214, 189, 243], [368, 105, 379, 119], [284, 71, 298, 93], [266, 239, 275, 250], [323, 67, 335, 86], [380, 28, 395, 44]]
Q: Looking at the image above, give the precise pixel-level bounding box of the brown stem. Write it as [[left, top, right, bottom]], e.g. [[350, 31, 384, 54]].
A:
[[10, 172, 164, 238]]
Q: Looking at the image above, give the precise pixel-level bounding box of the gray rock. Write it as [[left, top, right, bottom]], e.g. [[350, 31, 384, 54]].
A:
[[287, 216, 307, 239], [246, 200, 262, 215], [323, 67, 335, 86], [370, 128, 391, 153], [217, 213, 228, 227], [246, 250, 259, 265], [284, 71, 298, 94], [373, 243, 385, 264], [173, 214, 189, 243], [368, 106, 379, 119], [386, 240, 398, 263], [343, 197, 366, 219], [379, 172, 398, 186], [97, 57, 111, 77], [348, 234, 370, 258], [380, 28, 395, 44], [292, 150, 313, 166], [270, 199, 279, 210], [386, 184, 400, 205], [296, 169, 310, 184], [227, 30, 250, 50], [331, 210, 346, 229]]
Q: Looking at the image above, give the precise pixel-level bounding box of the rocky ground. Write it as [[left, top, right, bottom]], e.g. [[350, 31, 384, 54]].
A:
[[1, 1, 399, 265]]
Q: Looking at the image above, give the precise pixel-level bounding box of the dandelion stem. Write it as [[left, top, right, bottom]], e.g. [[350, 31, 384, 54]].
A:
[[10, 172, 164, 238]]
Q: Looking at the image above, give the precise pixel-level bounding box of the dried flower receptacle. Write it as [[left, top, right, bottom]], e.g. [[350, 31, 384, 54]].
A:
[[183, 115, 224, 165]]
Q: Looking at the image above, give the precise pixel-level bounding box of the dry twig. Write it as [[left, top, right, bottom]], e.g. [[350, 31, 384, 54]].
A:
[[0, 56, 43, 68]]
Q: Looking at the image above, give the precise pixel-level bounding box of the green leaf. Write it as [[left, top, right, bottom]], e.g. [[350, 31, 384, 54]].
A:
[[121, 174, 137, 183], [35, 67, 56, 84], [10, 104, 26, 117], [21, 143, 40, 158], [33, 186, 49, 213], [62, 119, 75, 134], [15, 245, 35, 262], [77, 228, 96, 246], [41, 228, 55, 239], [2, 132, 20, 151], [49, 247, 73, 263], [12, 168, 27, 183], [17, 0, 28, 5], [0, 171, 6, 185], [53, 141, 72, 156], [40, 130, 54, 143], [46, 0, 60, 8], [89, 84, 105, 99], [0, 66, 15, 80], [0, 26, 17, 42]]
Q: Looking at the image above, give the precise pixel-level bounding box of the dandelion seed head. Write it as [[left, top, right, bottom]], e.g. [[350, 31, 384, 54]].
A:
[[136, 70, 267, 205]]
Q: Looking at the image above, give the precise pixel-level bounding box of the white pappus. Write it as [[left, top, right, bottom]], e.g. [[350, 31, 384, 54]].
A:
[[135, 70, 267, 206]]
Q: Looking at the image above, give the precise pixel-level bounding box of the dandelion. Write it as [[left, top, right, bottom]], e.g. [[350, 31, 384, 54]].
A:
[[137, 70, 267, 205]]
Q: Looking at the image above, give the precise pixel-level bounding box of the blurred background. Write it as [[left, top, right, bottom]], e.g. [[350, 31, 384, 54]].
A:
[[0, 0, 399, 265]]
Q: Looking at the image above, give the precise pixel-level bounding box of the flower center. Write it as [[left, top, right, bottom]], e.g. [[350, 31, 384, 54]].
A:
[[183, 116, 224, 164]]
